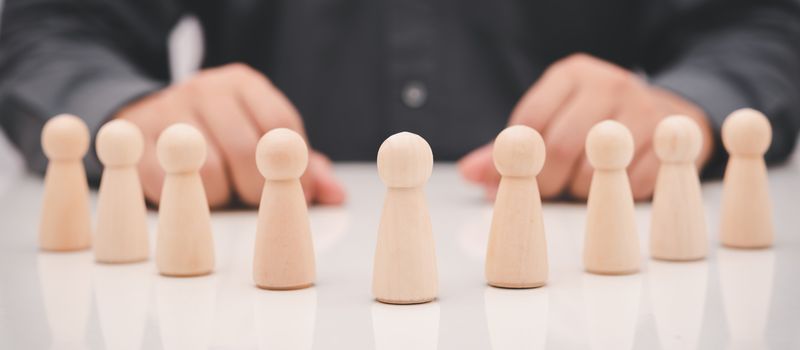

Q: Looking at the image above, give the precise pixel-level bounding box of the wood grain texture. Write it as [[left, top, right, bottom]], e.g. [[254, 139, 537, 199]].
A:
[[95, 168, 149, 263], [720, 109, 774, 249], [39, 114, 92, 251], [94, 120, 149, 263], [650, 116, 708, 261], [583, 121, 640, 275], [373, 187, 438, 304], [155, 124, 214, 277], [373, 132, 438, 304], [485, 125, 548, 288], [253, 128, 315, 290], [40, 162, 92, 251]]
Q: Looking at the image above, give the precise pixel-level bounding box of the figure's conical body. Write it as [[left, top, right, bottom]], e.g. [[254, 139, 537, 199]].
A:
[[372, 132, 438, 304], [583, 121, 640, 275], [720, 109, 774, 249], [155, 124, 215, 276], [253, 128, 316, 290], [94, 120, 149, 263], [650, 116, 708, 261], [485, 125, 548, 288], [39, 114, 92, 251]]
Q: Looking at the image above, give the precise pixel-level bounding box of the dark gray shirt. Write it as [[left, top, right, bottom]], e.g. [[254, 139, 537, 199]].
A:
[[1, 0, 799, 181]]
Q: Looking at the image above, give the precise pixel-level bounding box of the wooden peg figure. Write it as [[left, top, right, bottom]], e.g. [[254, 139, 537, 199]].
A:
[[373, 132, 438, 304], [485, 125, 548, 288], [650, 116, 708, 261], [253, 128, 316, 290], [583, 120, 640, 275], [94, 120, 150, 263], [720, 108, 774, 248], [155, 124, 215, 276], [39, 114, 92, 251]]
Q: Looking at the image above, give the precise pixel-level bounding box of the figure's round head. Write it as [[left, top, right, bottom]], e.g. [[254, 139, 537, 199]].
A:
[[722, 108, 772, 157], [256, 128, 308, 180], [96, 120, 144, 167], [156, 123, 207, 173], [41, 114, 89, 161], [653, 115, 702, 163], [493, 125, 546, 177], [377, 132, 433, 188], [585, 120, 634, 170]]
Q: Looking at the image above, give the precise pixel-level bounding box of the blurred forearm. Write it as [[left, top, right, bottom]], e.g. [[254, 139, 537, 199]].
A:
[[0, 0, 181, 179], [645, 0, 800, 176]]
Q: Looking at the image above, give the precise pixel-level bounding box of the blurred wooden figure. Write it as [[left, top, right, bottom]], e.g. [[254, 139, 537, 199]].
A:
[[94, 120, 149, 263], [156, 124, 215, 276], [253, 128, 316, 290], [720, 108, 774, 248], [650, 116, 708, 261], [583, 120, 640, 275], [373, 132, 438, 304], [485, 125, 548, 288], [39, 114, 92, 251]]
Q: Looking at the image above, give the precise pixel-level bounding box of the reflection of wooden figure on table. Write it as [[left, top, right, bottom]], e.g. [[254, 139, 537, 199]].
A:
[[718, 248, 775, 350], [484, 286, 548, 350], [648, 260, 708, 350], [372, 302, 440, 350], [93, 262, 151, 350], [485, 125, 548, 289], [720, 108, 774, 249], [583, 120, 640, 275], [156, 275, 218, 350], [39, 114, 92, 251], [372, 132, 438, 305], [650, 116, 708, 261], [94, 120, 149, 263], [583, 273, 642, 350], [254, 288, 318, 350], [155, 124, 215, 277], [253, 128, 315, 290], [37, 252, 93, 349], [212, 218, 257, 348]]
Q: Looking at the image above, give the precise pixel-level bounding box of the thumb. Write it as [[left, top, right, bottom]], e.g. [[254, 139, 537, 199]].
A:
[[483, 183, 499, 202], [458, 143, 499, 185], [303, 151, 346, 205]]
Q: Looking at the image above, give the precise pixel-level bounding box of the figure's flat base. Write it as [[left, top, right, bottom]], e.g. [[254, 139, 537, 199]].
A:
[[256, 282, 315, 291], [95, 256, 149, 264], [651, 255, 706, 262], [585, 268, 639, 276], [39, 246, 90, 252], [721, 242, 773, 250], [488, 281, 546, 289], [376, 297, 436, 305], [159, 269, 213, 278]]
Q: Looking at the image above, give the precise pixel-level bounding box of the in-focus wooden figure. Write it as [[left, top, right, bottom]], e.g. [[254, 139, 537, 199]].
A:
[[253, 128, 316, 290], [94, 120, 149, 263], [155, 124, 215, 276], [720, 108, 774, 248], [39, 114, 92, 251], [485, 125, 548, 288], [583, 120, 640, 275], [372, 132, 438, 304], [650, 115, 708, 261]]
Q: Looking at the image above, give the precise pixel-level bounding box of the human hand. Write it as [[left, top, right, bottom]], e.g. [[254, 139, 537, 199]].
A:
[[114, 63, 346, 208], [459, 54, 713, 201]]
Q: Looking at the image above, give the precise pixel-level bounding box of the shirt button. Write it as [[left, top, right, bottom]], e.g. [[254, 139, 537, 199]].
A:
[[402, 81, 427, 109]]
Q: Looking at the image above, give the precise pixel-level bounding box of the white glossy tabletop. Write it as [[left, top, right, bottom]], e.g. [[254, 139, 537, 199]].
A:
[[1, 162, 798, 350]]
